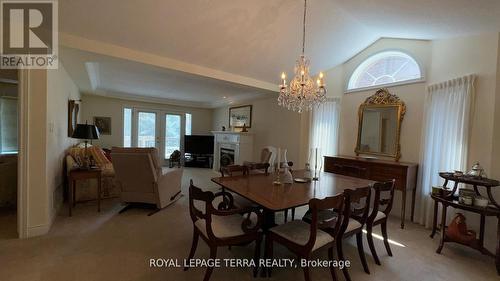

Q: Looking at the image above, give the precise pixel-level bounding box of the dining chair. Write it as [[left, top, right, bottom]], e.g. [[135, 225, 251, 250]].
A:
[[243, 147, 273, 174], [337, 186, 372, 281], [265, 194, 345, 281], [219, 165, 253, 209], [185, 180, 263, 281], [366, 179, 396, 265]]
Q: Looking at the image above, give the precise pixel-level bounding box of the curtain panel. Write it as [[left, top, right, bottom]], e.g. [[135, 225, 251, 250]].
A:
[[309, 98, 341, 168], [416, 74, 475, 227]]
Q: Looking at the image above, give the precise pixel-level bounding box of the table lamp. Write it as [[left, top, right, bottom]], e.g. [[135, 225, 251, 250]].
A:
[[71, 122, 100, 168]]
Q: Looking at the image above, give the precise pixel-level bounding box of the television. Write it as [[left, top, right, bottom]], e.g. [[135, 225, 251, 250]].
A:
[[184, 135, 214, 155]]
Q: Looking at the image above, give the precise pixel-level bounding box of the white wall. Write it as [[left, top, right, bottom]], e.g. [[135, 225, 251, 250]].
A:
[[322, 39, 431, 222], [429, 33, 500, 252], [25, 69, 49, 237], [46, 64, 81, 224], [324, 38, 431, 164], [322, 34, 500, 252], [20, 64, 82, 238], [80, 95, 213, 148], [212, 96, 307, 167]]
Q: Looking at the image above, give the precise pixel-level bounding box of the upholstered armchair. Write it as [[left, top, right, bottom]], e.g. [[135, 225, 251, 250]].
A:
[[111, 147, 182, 215]]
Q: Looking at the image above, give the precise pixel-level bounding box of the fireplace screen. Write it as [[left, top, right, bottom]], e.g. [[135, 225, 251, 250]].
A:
[[220, 148, 235, 167]]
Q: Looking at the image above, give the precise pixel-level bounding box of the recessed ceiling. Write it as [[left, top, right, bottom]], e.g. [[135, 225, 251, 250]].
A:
[[60, 47, 273, 108], [59, 0, 378, 84], [58, 0, 500, 106]]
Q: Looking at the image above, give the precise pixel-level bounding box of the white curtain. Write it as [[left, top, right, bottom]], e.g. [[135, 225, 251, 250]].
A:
[[416, 75, 475, 227], [309, 98, 340, 168]]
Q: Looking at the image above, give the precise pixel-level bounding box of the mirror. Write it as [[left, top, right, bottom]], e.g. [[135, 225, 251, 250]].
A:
[[355, 89, 406, 161]]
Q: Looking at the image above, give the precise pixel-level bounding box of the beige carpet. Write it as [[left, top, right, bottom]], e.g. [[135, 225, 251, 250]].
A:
[[0, 168, 497, 281]]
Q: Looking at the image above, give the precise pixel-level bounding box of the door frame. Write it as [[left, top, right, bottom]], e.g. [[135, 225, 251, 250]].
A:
[[17, 69, 29, 238], [127, 106, 186, 166], [163, 112, 185, 166], [132, 108, 161, 151]]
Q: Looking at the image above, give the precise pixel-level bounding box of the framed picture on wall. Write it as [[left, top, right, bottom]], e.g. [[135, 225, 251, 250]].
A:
[[68, 100, 79, 137], [229, 105, 252, 128], [93, 116, 112, 135]]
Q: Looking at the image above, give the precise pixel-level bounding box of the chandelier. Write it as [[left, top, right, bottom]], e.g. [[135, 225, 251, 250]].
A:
[[278, 0, 326, 113]]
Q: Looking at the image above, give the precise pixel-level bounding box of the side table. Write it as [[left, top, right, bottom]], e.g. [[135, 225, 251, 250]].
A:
[[431, 194, 500, 275], [68, 168, 102, 216]]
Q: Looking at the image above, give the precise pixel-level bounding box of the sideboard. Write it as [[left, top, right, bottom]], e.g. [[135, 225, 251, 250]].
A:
[[324, 155, 418, 228]]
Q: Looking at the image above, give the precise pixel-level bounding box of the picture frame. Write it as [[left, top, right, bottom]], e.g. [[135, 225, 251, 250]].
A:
[[93, 116, 112, 135], [229, 105, 252, 128], [68, 100, 79, 137]]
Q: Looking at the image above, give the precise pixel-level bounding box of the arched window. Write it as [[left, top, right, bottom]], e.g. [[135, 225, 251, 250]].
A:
[[348, 51, 422, 91]]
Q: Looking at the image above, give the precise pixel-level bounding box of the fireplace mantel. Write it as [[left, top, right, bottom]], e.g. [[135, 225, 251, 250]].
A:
[[211, 131, 254, 171], [210, 131, 254, 135]]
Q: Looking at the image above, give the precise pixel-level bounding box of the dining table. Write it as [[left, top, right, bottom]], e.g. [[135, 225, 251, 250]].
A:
[[211, 170, 376, 229]]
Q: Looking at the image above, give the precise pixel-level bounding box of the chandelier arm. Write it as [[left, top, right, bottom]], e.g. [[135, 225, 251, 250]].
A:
[[302, 0, 307, 55]]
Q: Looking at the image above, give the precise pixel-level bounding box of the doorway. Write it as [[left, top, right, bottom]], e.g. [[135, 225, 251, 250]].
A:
[[0, 70, 18, 239], [130, 108, 185, 166]]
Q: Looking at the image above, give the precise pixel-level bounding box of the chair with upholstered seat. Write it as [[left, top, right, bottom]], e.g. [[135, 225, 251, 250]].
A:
[[337, 186, 372, 281], [265, 194, 344, 281], [111, 147, 182, 215], [366, 180, 396, 265], [185, 181, 263, 281]]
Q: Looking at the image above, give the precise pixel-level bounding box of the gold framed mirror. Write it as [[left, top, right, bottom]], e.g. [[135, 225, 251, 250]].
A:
[[355, 89, 406, 161]]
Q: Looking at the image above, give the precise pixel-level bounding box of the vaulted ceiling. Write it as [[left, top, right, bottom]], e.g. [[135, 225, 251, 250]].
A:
[[59, 0, 500, 107]]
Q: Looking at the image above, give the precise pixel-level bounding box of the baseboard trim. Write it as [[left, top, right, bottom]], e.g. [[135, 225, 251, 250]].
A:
[[27, 224, 50, 237]]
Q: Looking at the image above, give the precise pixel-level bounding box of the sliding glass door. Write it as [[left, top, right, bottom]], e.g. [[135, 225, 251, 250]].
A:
[[165, 114, 182, 159], [137, 111, 158, 148], [129, 108, 185, 166]]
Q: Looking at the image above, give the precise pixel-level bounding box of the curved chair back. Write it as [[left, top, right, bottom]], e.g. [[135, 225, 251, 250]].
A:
[[303, 194, 344, 251], [368, 180, 396, 222], [343, 186, 372, 225]]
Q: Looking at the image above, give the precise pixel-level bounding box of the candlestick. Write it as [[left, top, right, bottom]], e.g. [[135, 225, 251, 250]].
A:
[[273, 148, 282, 185], [313, 147, 319, 181]]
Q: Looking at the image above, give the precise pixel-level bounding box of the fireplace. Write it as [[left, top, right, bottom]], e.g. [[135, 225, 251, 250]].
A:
[[211, 131, 254, 172], [220, 148, 235, 167]]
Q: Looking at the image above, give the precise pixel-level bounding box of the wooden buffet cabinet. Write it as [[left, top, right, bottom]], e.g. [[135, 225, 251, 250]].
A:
[[324, 155, 418, 228]]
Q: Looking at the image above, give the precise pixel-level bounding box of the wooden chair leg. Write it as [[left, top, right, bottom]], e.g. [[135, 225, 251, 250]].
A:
[[291, 208, 296, 220], [381, 221, 393, 256], [203, 246, 217, 281], [253, 236, 262, 277], [302, 258, 311, 281], [265, 234, 273, 277], [366, 225, 381, 265], [184, 230, 199, 271], [356, 232, 370, 274], [284, 209, 288, 223], [328, 247, 339, 281], [337, 240, 351, 281]]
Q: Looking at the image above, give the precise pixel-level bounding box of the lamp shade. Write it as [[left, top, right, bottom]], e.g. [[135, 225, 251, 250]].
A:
[[71, 124, 100, 140]]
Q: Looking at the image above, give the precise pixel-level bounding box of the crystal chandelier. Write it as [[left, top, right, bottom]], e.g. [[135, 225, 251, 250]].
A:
[[278, 0, 326, 113]]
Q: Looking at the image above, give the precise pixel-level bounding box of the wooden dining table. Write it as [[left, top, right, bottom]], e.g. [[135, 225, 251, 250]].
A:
[[211, 170, 375, 229]]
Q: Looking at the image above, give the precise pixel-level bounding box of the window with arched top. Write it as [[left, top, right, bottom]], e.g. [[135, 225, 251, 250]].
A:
[[347, 51, 422, 91]]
